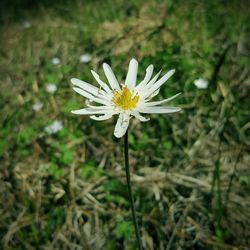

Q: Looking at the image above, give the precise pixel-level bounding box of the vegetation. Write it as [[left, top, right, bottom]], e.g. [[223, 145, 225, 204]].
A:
[[0, 0, 249, 249]]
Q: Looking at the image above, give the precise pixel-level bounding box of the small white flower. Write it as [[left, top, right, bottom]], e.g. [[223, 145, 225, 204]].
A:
[[44, 120, 63, 134], [32, 102, 43, 112], [194, 78, 208, 89], [23, 21, 31, 28], [71, 58, 181, 138], [52, 57, 60, 65], [46, 83, 57, 93], [79, 54, 92, 63]]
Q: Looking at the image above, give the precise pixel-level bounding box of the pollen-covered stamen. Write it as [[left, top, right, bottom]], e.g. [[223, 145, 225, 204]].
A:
[[112, 85, 139, 110]]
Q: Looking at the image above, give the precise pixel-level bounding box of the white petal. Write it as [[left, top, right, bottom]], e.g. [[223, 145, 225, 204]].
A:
[[103, 63, 121, 91], [71, 78, 111, 101], [71, 78, 98, 94], [137, 106, 181, 114], [73, 87, 111, 105], [91, 70, 112, 94], [125, 58, 138, 90], [71, 107, 114, 115], [85, 103, 115, 110], [135, 64, 153, 91], [140, 93, 182, 106], [131, 111, 150, 122], [138, 70, 162, 99], [114, 113, 130, 138], [144, 70, 162, 89], [142, 69, 175, 99], [90, 113, 114, 121], [150, 88, 160, 98]]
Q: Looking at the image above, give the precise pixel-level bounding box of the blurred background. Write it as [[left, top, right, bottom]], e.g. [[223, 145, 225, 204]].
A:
[[0, 0, 250, 249]]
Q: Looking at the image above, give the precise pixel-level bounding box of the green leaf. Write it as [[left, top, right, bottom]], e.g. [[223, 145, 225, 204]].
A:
[[48, 163, 64, 178], [57, 128, 68, 139], [115, 220, 134, 239], [0, 140, 8, 156], [239, 176, 249, 186], [104, 194, 127, 205], [62, 100, 79, 114], [46, 207, 65, 236], [103, 179, 126, 193], [128, 133, 135, 145], [80, 161, 104, 180], [45, 73, 59, 83], [163, 141, 173, 150], [17, 127, 36, 144], [62, 65, 72, 74], [61, 149, 74, 165]]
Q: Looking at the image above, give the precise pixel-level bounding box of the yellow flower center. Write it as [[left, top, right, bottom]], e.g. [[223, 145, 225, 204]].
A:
[[112, 85, 139, 110]]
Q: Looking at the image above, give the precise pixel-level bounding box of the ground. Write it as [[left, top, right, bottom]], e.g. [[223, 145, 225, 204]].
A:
[[0, 0, 250, 249]]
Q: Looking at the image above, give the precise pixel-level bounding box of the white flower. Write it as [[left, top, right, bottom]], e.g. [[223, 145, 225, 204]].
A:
[[46, 83, 57, 93], [23, 21, 31, 28], [52, 57, 60, 65], [194, 78, 208, 89], [32, 102, 43, 112], [44, 120, 63, 134], [79, 54, 92, 63], [71, 58, 181, 138]]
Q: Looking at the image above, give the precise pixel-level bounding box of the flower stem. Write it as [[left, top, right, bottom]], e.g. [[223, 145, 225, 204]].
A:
[[124, 131, 143, 250]]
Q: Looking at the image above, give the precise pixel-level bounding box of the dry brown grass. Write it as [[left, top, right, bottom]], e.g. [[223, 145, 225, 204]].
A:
[[0, 0, 250, 249]]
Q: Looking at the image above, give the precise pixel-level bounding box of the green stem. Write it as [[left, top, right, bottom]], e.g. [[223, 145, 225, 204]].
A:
[[124, 131, 143, 250]]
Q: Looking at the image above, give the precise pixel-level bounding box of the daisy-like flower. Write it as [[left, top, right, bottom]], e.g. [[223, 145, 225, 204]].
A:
[[79, 53, 92, 63], [71, 58, 181, 138], [52, 57, 61, 65], [194, 78, 208, 89], [46, 83, 57, 94], [32, 102, 43, 112], [44, 120, 63, 134]]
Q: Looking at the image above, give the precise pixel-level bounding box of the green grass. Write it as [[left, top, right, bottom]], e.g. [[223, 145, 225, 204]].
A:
[[0, 0, 250, 249]]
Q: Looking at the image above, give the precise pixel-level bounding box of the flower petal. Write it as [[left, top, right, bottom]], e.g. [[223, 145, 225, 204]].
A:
[[131, 111, 150, 122], [125, 58, 138, 90], [71, 107, 114, 115], [103, 63, 121, 91], [137, 106, 181, 114], [71, 78, 111, 101], [135, 64, 154, 91], [142, 69, 175, 99], [114, 113, 130, 138], [144, 70, 162, 89], [85, 102, 115, 110], [138, 70, 162, 99], [150, 88, 160, 98], [90, 113, 114, 121], [91, 70, 112, 94], [73, 87, 111, 105], [71, 78, 98, 93], [140, 93, 182, 107]]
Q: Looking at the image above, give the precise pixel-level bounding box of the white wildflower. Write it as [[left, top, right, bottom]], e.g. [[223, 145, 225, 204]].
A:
[[52, 57, 60, 65], [44, 120, 63, 134], [194, 78, 208, 89], [23, 21, 31, 29], [79, 54, 92, 63], [71, 58, 181, 138], [32, 102, 43, 112], [46, 83, 57, 94]]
